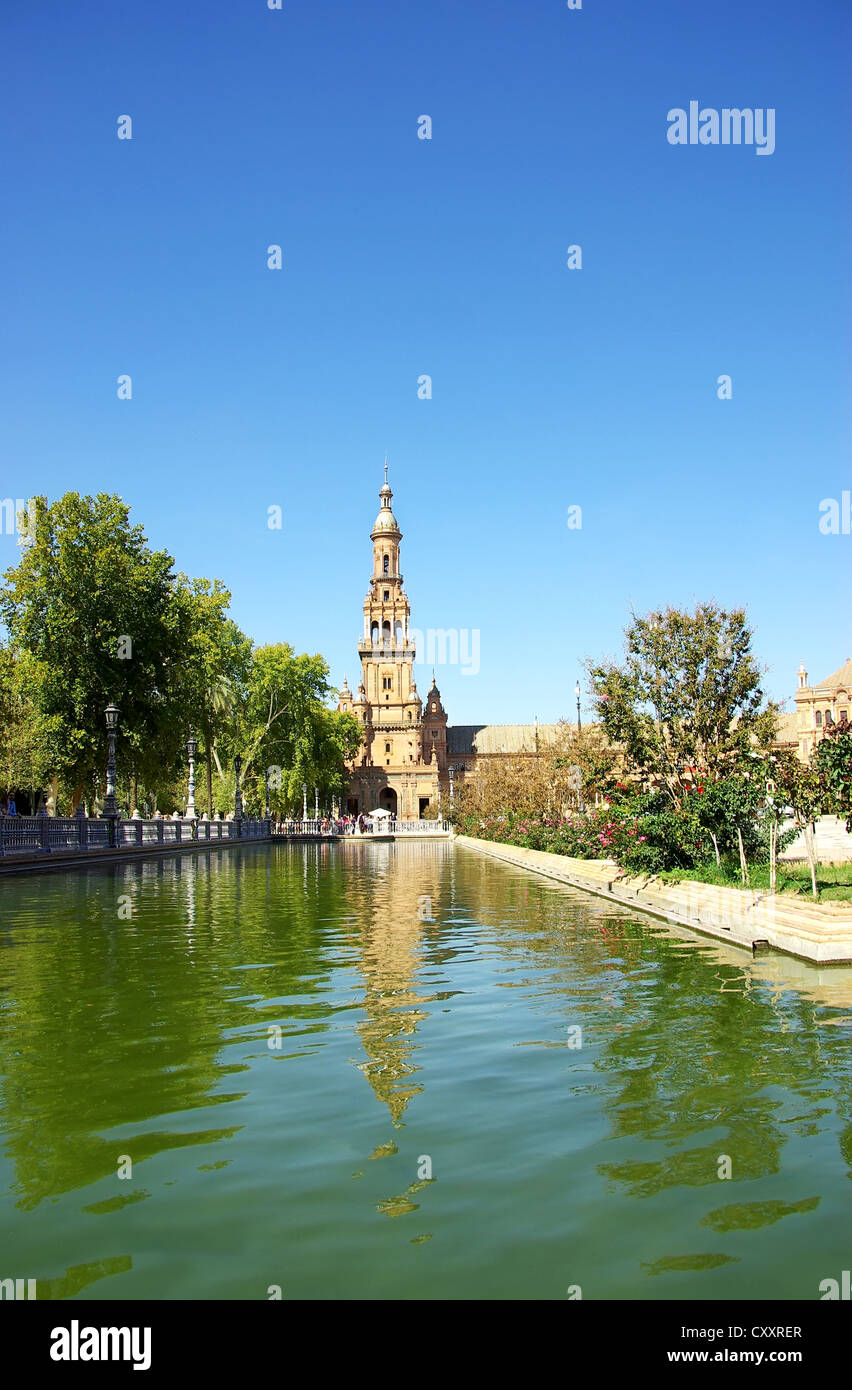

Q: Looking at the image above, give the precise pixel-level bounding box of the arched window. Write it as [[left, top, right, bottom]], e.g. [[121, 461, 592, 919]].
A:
[[815, 710, 822, 727], [395, 621, 403, 644], [407, 710, 412, 721], [383, 555, 389, 574], [370, 623, 379, 645]]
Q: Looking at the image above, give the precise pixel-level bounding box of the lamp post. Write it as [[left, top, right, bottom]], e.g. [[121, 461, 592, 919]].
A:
[[186, 731, 198, 819], [264, 766, 271, 822], [575, 682, 582, 733], [314, 786, 319, 820], [448, 764, 455, 811], [102, 703, 120, 818], [234, 754, 243, 821], [302, 782, 308, 823]]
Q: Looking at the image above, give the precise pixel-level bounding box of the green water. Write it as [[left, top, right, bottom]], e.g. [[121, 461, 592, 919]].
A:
[[1, 839, 851, 1301]]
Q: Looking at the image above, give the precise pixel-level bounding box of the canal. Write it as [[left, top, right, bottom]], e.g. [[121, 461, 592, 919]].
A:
[[1, 839, 851, 1300]]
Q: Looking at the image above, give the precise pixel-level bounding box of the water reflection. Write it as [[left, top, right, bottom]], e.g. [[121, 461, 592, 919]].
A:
[[1, 840, 852, 1299]]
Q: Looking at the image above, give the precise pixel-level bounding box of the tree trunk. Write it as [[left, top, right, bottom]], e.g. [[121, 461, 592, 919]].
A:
[[737, 826, 750, 886], [710, 831, 721, 867], [805, 821, 818, 900]]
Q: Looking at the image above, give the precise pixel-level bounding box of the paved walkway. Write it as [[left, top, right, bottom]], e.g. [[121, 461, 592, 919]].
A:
[[781, 815, 852, 863]]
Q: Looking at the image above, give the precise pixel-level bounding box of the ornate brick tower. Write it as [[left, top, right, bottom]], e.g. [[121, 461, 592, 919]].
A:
[[338, 467, 441, 818]]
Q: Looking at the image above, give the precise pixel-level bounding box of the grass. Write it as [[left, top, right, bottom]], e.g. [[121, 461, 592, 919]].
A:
[[658, 861, 852, 904]]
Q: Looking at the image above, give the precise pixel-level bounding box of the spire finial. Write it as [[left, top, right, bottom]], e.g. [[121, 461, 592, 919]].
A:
[[384, 454, 389, 485]]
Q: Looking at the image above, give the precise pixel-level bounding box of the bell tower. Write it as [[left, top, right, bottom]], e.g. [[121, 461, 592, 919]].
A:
[[338, 464, 441, 818], [355, 464, 422, 735]]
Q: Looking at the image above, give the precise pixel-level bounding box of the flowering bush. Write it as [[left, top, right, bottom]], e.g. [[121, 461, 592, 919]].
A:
[[458, 789, 721, 874]]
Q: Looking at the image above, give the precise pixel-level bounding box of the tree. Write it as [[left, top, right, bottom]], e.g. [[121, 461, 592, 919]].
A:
[[0, 645, 58, 808], [234, 645, 360, 814], [813, 721, 852, 831], [0, 494, 257, 813], [171, 576, 252, 816], [587, 604, 778, 805], [772, 750, 825, 899], [0, 494, 199, 804]]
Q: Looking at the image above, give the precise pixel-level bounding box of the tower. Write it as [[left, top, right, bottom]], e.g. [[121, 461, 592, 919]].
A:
[[338, 467, 442, 818]]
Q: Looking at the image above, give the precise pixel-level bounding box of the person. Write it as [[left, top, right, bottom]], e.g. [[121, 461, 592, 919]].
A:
[[7, 796, 17, 817]]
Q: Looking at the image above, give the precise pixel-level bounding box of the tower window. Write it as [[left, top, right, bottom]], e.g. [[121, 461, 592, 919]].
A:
[[385, 742, 391, 753], [383, 590, 389, 601], [383, 556, 389, 574], [382, 676, 393, 690], [816, 711, 822, 727]]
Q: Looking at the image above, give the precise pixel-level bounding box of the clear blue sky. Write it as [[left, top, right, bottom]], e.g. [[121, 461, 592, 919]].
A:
[[2, 0, 850, 724]]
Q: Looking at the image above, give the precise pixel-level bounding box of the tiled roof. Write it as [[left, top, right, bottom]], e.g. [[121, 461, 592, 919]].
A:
[[447, 723, 564, 755], [815, 658, 852, 692]]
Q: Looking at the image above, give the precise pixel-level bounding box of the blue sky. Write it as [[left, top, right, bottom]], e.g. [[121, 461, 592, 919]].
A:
[[2, 0, 850, 724]]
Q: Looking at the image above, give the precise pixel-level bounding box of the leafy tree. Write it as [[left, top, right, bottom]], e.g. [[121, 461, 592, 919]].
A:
[[171, 576, 252, 816], [770, 750, 825, 898], [813, 721, 852, 831], [587, 603, 778, 804], [0, 495, 198, 804], [0, 645, 59, 808], [233, 645, 360, 814]]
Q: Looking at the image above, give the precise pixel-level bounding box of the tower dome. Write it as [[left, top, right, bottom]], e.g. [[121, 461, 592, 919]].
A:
[[371, 461, 401, 537]]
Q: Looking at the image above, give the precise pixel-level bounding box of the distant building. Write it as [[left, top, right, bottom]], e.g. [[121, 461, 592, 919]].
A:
[[779, 659, 852, 761], [338, 471, 556, 816]]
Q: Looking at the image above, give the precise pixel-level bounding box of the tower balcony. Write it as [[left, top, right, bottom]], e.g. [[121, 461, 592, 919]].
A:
[[357, 638, 418, 659]]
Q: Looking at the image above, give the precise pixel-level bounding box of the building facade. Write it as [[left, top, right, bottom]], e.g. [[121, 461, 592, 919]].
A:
[[337, 470, 445, 817], [337, 471, 573, 816], [787, 658, 852, 761]]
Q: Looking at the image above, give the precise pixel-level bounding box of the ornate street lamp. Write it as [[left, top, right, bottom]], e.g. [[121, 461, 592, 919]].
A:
[[186, 731, 198, 818], [102, 703, 120, 818], [302, 782, 308, 822], [575, 682, 582, 733], [448, 764, 455, 809], [314, 786, 319, 820], [264, 765, 271, 821], [233, 754, 243, 821]]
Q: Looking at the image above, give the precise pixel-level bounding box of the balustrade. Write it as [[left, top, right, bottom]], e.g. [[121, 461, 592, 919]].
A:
[[0, 815, 273, 857]]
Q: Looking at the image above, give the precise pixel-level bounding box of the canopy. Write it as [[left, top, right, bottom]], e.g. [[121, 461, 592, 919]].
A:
[[369, 807, 393, 818]]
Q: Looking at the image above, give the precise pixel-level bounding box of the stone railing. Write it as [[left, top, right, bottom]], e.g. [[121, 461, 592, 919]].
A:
[[0, 815, 272, 857], [273, 819, 451, 836], [389, 819, 451, 834]]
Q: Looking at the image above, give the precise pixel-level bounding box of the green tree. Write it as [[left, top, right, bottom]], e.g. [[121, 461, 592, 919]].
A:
[[0, 494, 250, 811], [171, 576, 251, 816], [587, 604, 778, 805], [813, 721, 852, 831], [235, 645, 360, 814]]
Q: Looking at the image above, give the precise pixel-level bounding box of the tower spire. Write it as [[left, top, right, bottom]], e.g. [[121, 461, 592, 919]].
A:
[[384, 454, 389, 485]]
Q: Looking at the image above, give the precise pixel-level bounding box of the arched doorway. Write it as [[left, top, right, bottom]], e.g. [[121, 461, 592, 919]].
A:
[[378, 787, 398, 814]]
